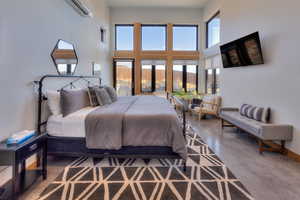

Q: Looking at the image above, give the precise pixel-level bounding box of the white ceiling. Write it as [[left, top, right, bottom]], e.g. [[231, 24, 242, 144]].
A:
[[107, 0, 209, 8]]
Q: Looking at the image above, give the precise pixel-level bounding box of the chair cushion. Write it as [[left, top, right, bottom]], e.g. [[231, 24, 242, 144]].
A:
[[202, 95, 214, 110]]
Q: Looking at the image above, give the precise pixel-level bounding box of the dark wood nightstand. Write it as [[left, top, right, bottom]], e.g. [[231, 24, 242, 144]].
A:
[[0, 134, 47, 200]]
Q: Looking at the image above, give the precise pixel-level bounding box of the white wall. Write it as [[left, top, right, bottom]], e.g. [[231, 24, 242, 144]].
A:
[[0, 0, 111, 143], [203, 0, 220, 22], [208, 0, 300, 154], [110, 7, 203, 24]]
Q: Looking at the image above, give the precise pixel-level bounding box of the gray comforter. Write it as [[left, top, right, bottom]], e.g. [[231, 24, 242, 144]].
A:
[[85, 96, 187, 160]]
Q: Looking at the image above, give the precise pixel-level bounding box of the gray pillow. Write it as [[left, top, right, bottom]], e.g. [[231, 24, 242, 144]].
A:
[[87, 86, 99, 107], [95, 88, 112, 105], [61, 89, 90, 117], [104, 86, 118, 102]]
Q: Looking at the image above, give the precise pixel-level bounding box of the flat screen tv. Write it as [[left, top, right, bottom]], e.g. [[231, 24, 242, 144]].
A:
[[220, 32, 264, 68]]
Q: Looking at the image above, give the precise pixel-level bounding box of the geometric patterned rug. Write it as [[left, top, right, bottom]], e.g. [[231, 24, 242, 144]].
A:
[[37, 124, 254, 200]]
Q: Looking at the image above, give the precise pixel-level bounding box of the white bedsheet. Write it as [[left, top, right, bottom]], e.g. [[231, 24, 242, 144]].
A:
[[47, 106, 99, 137]]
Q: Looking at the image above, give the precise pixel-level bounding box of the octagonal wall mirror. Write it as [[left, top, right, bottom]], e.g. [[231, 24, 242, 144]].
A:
[[51, 40, 78, 75]]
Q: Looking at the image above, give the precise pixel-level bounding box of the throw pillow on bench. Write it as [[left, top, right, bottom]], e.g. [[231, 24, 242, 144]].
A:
[[240, 104, 271, 123]]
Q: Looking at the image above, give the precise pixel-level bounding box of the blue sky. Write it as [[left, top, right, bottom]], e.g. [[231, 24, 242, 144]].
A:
[[173, 26, 197, 50], [116, 26, 134, 50], [142, 26, 166, 50], [207, 17, 220, 47], [116, 25, 198, 51]]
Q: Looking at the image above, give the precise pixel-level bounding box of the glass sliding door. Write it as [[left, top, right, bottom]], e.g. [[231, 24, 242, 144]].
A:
[[114, 60, 134, 96], [173, 61, 198, 92], [142, 65, 152, 93], [215, 68, 220, 94], [141, 60, 166, 95], [155, 65, 166, 93], [186, 65, 197, 92], [204, 55, 222, 94], [173, 65, 183, 91], [205, 69, 214, 94]]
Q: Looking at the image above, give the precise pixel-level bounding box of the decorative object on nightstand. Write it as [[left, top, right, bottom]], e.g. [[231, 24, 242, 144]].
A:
[[6, 130, 35, 145], [0, 133, 47, 200]]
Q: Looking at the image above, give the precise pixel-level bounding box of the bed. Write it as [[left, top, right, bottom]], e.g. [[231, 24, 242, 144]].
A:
[[36, 75, 188, 170]]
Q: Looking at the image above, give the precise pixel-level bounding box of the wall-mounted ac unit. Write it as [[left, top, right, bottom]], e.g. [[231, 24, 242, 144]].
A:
[[66, 0, 93, 17]]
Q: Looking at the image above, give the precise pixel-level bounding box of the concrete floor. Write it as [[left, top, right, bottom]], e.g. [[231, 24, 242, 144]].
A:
[[21, 117, 300, 200], [189, 117, 300, 200]]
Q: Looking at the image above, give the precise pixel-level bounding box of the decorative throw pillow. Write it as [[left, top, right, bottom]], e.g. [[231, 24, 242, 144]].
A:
[[95, 88, 112, 105], [47, 91, 61, 115], [87, 87, 99, 107], [60, 89, 90, 117], [261, 107, 271, 123], [104, 86, 118, 102], [241, 104, 271, 123], [240, 104, 250, 116], [247, 105, 257, 119]]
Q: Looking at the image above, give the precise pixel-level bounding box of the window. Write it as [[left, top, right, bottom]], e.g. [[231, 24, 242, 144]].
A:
[[215, 68, 220, 94], [186, 65, 198, 92], [142, 65, 152, 92], [115, 25, 134, 50], [205, 68, 221, 94], [173, 25, 198, 51], [142, 25, 166, 50], [114, 60, 134, 96], [155, 65, 166, 92], [141, 60, 166, 94], [173, 61, 198, 92], [205, 69, 214, 94], [173, 65, 183, 91], [206, 12, 220, 48], [205, 55, 221, 94]]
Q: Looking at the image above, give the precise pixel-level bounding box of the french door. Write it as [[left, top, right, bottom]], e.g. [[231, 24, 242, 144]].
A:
[[173, 64, 198, 93], [113, 59, 135, 96], [141, 64, 166, 95]]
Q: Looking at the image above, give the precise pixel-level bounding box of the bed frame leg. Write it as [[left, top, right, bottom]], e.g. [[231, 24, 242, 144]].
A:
[[183, 160, 187, 172], [92, 157, 97, 166], [182, 109, 186, 140]]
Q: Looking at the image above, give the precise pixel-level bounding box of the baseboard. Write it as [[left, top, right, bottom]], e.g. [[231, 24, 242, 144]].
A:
[[265, 141, 300, 162]]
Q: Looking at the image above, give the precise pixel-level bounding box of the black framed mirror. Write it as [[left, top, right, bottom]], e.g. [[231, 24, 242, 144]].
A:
[[51, 40, 78, 75]]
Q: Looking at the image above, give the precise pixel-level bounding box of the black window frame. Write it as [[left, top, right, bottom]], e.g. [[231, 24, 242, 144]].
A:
[[173, 24, 199, 51], [141, 24, 167, 51], [172, 64, 199, 93], [115, 24, 134, 51], [206, 11, 221, 48], [141, 64, 167, 93]]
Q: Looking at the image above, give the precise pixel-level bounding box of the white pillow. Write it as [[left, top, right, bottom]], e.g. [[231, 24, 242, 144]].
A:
[[47, 91, 61, 115]]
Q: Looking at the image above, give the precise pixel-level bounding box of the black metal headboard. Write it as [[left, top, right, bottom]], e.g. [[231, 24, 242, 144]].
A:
[[35, 75, 101, 134]]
